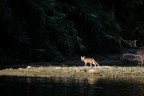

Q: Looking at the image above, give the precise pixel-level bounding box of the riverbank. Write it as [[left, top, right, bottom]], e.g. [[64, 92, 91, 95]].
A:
[[0, 48, 144, 78], [0, 65, 144, 78]]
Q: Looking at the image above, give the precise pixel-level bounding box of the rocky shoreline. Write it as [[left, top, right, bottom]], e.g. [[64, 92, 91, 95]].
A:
[[0, 65, 144, 78]]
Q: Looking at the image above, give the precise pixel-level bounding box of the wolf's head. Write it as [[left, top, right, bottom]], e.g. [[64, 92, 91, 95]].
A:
[[81, 56, 85, 61]]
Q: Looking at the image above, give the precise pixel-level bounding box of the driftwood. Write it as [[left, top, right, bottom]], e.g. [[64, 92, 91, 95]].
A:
[[121, 49, 144, 66]]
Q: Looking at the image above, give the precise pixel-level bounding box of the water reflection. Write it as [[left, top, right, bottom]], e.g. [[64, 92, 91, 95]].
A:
[[0, 76, 144, 96]]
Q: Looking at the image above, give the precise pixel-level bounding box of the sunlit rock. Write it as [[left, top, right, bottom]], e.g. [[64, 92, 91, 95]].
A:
[[27, 66, 32, 69]]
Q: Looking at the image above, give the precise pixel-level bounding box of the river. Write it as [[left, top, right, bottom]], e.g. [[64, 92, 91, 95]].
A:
[[0, 76, 144, 96]]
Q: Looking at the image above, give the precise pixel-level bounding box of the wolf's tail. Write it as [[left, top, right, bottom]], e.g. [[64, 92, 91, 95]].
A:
[[94, 61, 100, 66]]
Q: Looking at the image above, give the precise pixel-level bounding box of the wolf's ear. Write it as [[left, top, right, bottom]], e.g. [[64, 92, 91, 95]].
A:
[[81, 56, 85, 58]]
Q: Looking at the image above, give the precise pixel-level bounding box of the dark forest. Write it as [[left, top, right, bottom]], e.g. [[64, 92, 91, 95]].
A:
[[0, 0, 144, 64]]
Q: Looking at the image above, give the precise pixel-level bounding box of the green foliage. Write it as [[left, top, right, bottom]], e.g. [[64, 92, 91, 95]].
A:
[[115, 0, 144, 47], [59, 0, 122, 53], [0, 0, 84, 63]]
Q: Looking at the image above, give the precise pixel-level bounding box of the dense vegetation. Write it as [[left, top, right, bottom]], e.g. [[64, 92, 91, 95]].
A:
[[0, 0, 144, 64]]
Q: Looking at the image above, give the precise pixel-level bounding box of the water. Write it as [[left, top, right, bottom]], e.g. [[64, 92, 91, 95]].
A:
[[0, 76, 144, 96]]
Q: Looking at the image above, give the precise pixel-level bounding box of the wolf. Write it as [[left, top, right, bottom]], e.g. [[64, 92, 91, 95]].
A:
[[81, 56, 100, 67]]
